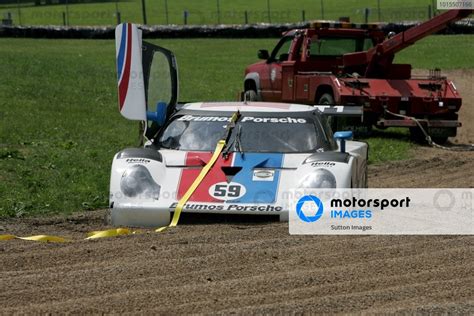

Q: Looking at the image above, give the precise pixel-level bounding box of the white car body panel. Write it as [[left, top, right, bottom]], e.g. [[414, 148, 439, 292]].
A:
[[109, 103, 368, 227]]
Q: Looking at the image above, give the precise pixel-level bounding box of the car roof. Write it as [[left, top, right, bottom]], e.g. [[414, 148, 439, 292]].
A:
[[180, 102, 315, 113]]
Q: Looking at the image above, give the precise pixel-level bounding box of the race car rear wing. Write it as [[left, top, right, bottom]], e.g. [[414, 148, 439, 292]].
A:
[[313, 105, 363, 117]]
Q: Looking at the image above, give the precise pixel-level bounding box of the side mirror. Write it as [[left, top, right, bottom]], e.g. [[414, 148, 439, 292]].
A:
[[279, 53, 289, 62], [258, 49, 269, 60], [333, 131, 353, 153], [147, 101, 167, 126]]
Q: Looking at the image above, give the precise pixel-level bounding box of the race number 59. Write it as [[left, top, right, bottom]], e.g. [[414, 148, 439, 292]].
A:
[[209, 182, 246, 201]]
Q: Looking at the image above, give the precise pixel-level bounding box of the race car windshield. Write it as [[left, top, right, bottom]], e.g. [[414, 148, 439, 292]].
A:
[[157, 114, 327, 153]]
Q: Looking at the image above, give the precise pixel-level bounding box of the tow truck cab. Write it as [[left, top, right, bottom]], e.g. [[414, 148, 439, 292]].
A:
[[245, 25, 386, 104], [244, 10, 471, 142]]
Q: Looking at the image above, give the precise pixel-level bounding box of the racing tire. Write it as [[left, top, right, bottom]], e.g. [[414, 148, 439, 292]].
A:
[[244, 90, 259, 101]]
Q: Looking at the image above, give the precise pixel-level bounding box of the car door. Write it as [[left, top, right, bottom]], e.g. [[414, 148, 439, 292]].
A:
[[115, 23, 179, 139], [141, 42, 179, 138], [262, 36, 294, 101]]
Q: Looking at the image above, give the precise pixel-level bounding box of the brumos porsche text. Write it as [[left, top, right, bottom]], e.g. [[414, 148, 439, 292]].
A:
[[169, 202, 282, 212], [178, 115, 307, 123]]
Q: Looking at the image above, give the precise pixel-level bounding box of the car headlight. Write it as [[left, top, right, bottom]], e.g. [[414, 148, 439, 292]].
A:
[[120, 164, 161, 199], [298, 168, 337, 188]]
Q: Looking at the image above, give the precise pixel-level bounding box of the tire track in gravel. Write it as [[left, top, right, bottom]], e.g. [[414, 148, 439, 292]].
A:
[[1, 225, 472, 313]]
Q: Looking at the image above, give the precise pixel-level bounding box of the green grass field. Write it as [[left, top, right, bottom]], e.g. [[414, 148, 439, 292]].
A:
[[0, 35, 472, 218], [0, 0, 439, 26]]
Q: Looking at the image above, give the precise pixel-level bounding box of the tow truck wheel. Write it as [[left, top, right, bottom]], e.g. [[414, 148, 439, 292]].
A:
[[410, 127, 449, 145], [432, 136, 449, 144], [244, 90, 259, 101], [409, 127, 425, 143], [318, 93, 334, 105]]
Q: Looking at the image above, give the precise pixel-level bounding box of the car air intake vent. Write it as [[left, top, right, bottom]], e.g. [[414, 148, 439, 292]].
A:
[[221, 166, 242, 176], [222, 166, 243, 183], [304, 152, 349, 164]]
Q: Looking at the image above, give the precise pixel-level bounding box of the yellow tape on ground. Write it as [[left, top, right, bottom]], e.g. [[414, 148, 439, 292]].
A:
[[0, 234, 16, 241], [156, 139, 226, 232], [0, 229, 133, 242], [0, 234, 69, 243], [86, 228, 133, 240], [18, 235, 70, 243]]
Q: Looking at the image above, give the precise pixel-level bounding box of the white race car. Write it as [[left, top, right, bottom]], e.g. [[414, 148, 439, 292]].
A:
[[109, 24, 368, 227]]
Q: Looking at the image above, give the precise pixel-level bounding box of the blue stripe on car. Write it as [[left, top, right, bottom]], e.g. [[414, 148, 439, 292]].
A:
[[117, 24, 127, 82], [230, 153, 283, 204]]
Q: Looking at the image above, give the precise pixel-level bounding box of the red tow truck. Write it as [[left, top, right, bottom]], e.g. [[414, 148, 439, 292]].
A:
[[243, 9, 472, 142]]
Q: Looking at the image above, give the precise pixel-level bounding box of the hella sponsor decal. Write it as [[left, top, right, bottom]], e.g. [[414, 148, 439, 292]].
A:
[[310, 162, 336, 168], [177, 115, 307, 124], [125, 158, 151, 164]]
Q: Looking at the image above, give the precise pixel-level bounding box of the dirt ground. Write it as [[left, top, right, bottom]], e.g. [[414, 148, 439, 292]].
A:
[[1, 70, 473, 314]]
